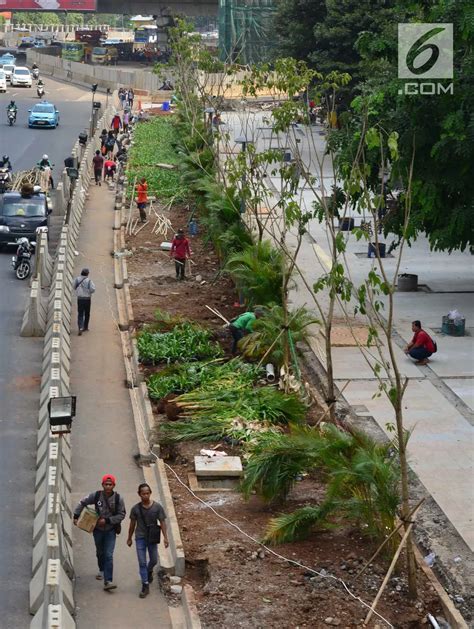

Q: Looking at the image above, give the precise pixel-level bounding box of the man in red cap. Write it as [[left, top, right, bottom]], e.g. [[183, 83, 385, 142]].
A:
[[73, 474, 126, 591]]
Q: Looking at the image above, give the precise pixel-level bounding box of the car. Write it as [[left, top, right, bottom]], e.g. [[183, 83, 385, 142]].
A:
[[28, 101, 60, 128], [0, 70, 6, 92], [0, 189, 51, 246], [3, 64, 15, 82], [11, 66, 32, 87], [0, 53, 16, 66]]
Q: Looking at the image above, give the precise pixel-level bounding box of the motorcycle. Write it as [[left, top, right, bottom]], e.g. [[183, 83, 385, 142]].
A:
[[11, 239, 35, 280], [0, 166, 12, 193], [7, 107, 16, 126], [37, 84, 45, 99], [32, 68, 39, 80]]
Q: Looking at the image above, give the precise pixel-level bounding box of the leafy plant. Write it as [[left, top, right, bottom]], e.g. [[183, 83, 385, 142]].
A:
[[137, 322, 223, 364], [226, 241, 284, 306], [239, 304, 318, 365], [127, 118, 189, 201], [147, 358, 261, 401], [242, 424, 400, 547], [160, 385, 306, 443]]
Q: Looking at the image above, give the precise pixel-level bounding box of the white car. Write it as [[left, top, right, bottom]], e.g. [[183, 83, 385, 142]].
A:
[[3, 64, 15, 82], [11, 66, 32, 87], [0, 70, 7, 92]]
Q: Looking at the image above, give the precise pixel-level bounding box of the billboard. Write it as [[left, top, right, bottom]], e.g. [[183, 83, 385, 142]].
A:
[[0, 1, 96, 10]]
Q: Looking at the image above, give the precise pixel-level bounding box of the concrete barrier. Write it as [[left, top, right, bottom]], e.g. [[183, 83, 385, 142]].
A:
[[27, 50, 163, 93], [181, 585, 202, 629], [20, 276, 47, 337]]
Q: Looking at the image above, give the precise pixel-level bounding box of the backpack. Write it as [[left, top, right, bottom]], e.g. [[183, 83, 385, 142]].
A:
[[94, 491, 122, 534]]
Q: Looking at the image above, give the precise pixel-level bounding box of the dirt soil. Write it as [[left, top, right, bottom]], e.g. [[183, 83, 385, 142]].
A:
[[125, 204, 447, 628]]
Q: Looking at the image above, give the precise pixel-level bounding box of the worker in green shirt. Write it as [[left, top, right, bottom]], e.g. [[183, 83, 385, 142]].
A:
[[229, 308, 263, 355]]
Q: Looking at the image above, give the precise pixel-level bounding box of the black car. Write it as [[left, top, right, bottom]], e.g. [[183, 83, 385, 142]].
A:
[[0, 189, 51, 246]]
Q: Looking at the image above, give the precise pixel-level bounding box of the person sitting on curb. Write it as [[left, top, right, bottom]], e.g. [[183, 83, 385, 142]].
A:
[[404, 320, 436, 365], [228, 308, 264, 355], [170, 228, 192, 281], [127, 483, 169, 599], [73, 474, 126, 592]]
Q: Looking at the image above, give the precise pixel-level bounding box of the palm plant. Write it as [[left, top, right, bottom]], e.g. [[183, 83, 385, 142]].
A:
[[239, 304, 318, 365], [226, 241, 284, 306], [242, 424, 400, 548]]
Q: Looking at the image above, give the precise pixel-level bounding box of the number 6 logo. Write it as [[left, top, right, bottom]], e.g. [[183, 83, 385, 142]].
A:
[[398, 24, 453, 79], [406, 27, 445, 75]]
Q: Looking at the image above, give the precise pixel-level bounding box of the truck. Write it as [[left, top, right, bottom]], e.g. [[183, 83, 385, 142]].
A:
[[91, 46, 118, 65]]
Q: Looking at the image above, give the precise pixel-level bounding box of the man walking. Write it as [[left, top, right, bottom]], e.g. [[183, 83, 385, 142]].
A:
[[73, 474, 126, 591], [404, 320, 436, 365], [170, 228, 191, 280], [111, 112, 122, 137], [127, 483, 169, 598], [92, 149, 104, 186], [229, 308, 263, 354], [73, 268, 95, 336]]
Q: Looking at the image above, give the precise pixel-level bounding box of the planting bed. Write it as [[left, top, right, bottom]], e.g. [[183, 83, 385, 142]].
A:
[[125, 201, 447, 628]]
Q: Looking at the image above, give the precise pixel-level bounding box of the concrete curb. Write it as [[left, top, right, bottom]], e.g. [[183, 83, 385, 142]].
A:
[[181, 585, 202, 629]]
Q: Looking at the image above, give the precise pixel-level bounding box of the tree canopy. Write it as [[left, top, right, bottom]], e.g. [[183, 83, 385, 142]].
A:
[[274, 0, 473, 251]]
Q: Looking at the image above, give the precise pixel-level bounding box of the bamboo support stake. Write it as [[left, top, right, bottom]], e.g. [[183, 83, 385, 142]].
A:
[[126, 175, 138, 234], [133, 220, 149, 236], [205, 305, 230, 325], [354, 497, 425, 581], [364, 502, 423, 626]]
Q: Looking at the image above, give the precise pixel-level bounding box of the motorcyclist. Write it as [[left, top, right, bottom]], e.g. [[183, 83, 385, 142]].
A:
[[32, 63, 38, 70], [0, 154, 12, 170], [16, 237, 33, 261], [7, 100, 17, 114], [38, 154, 52, 169], [37, 154, 54, 189], [37, 78, 44, 87]]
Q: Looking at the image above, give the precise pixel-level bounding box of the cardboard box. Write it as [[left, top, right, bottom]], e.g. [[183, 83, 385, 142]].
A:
[[77, 506, 99, 533]]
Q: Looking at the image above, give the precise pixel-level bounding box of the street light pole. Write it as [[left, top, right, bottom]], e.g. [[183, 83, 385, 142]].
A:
[[90, 83, 98, 137]]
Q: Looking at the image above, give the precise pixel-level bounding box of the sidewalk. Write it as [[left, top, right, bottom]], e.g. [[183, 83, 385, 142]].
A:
[[70, 183, 171, 628], [224, 111, 474, 553]]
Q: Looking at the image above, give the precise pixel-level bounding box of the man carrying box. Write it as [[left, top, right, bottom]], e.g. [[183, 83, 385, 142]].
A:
[[73, 474, 126, 591]]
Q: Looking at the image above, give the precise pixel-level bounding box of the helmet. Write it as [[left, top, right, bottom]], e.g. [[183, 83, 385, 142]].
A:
[[42, 154, 48, 160], [2, 155, 8, 162], [18, 237, 29, 246]]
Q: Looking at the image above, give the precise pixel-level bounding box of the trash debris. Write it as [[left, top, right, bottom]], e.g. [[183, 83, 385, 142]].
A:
[[424, 552, 436, 567], [447, 309, 463, 324], [199, 449, 227, 458]]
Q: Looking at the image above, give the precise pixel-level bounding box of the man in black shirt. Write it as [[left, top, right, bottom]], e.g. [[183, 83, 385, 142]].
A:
[[127, 483, 169, 598]]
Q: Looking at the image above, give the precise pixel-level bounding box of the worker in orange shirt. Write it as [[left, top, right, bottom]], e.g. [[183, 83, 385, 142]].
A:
[[136, 177, 148, 222]]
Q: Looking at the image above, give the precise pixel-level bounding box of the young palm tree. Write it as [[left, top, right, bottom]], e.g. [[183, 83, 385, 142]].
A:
[[239, 304, 318, 365], [242, 424, 400, 548], [226, 241, 284, 306]]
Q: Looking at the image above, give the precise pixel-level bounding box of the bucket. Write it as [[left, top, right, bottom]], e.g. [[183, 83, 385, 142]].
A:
[[368, 242, 386, 258], [339, 217, 354, 231], [441, 316, 465, 337], [397, 273, 418, 292], [162, 101, 170, 111]]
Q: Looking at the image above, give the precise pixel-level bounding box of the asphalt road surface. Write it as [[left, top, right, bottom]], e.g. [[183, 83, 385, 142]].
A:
[[0, 73, 102, 626]]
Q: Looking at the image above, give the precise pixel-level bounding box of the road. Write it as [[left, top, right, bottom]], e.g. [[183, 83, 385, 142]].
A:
[[0, 74, 102, 627]]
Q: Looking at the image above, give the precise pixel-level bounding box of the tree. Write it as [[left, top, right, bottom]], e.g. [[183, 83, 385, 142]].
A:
[[341, 0, 474, 251], [274, 0, 324, 64]]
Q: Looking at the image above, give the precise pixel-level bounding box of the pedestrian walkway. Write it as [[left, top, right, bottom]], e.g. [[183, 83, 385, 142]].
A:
[[70, 183, 171, 627], [223, 111, 474, 553]]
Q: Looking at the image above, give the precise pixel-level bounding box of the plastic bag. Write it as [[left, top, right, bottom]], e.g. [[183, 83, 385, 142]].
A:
[[447, 309, 463, 324]]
